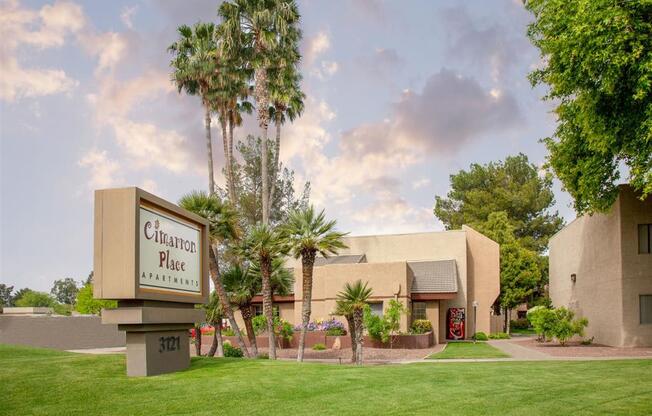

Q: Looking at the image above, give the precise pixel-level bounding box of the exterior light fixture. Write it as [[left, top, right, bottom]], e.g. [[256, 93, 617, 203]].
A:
[[571, 273, 577, 283]]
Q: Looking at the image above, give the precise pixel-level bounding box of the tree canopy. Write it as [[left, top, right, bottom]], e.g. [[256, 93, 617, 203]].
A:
[[51, 278, 78, 305], [434, 153, 563, 253], [526, 0, 652, 213]]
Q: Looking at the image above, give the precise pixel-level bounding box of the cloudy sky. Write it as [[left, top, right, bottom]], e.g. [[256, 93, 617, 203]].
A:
[[1, 0, 574, 292]]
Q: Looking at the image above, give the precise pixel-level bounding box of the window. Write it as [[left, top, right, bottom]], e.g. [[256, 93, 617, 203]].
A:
[[412, 302, 427, 321], [253, 305, 279, 318], [368, 302, 383, 317], [639, 224, 651, 254], [641, 295, 652, 325]]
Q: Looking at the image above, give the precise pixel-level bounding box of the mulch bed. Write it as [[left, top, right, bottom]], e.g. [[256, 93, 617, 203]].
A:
[[514, 338, 652, 358]]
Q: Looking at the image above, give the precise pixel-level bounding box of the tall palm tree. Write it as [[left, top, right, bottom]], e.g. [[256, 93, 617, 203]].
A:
[[178, 191, 250, 357], [280, 206, 347, 362], [169, 23, 220, 194], [239, 224, 288, 359], [222, 264, 258, 356], [337, 280, 372, 365], [204, 290, 225, 357], [333, 300, 356, 363], [268, 66, 305, 205], [218, 0, 301, 224]]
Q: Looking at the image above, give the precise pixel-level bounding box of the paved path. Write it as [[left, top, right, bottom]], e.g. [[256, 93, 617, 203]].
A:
[[487, 339, 550, 360]]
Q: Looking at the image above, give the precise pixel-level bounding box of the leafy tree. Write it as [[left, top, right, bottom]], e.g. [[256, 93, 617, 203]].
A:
[[50, 278, 78, 305], [238, 224, 288, 359], [280, 206, 347, 362], [220, 135, 310, 229], [0, 284, 13, 307], [476, 212, 542, 334], [362, 300, 407, 349], [219, 0, 302, 223], [169, 23, 220, 194], [75, 283, 117, 315], [178, 191, 251, 357], [526, 0, 652, 213], [434, 154, 563, 253], [11, 288, 32, 306], [552, 307, 589, 346], [336, 280, 373, 365], [15, 291, 56, 308]]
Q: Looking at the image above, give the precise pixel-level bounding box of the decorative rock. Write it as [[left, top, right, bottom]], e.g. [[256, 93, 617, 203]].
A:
[[332, 337, 341, 350]]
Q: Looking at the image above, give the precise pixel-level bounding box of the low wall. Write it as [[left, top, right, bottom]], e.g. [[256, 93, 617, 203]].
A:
[[0, 315, 125, 350], [202, 334, 292, 349]]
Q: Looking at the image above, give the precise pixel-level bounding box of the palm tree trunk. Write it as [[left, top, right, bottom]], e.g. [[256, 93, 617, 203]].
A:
[[506, 308, 512, 335], [241, 303, 258, 356], [204, 105, 216, 195], [346, 314, 356, 363], [268, 113, 282, 208], [260, 255, 276, 359], [227, 116, 237, 205], [208, 246, 250, 357], [194, 323, 202, 357], [215, 319, 224, 357], [255, 66, 270, 224], [208, 331, 217, 357], [297, 251, 316, 362], [353, 308, 364, 365], [220, 116, 235, 204]]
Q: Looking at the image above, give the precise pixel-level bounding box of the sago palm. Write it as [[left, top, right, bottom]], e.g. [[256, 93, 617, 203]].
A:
[[218, 0, 301, 224], [280, 206, 347, 362], [337, 280, 372, 365], [333, 300, 356, 363], [178, 191, 250, 357], [238, 223, 288, 359], [169, 23, 220, 194], [204, 290, 225, 357]]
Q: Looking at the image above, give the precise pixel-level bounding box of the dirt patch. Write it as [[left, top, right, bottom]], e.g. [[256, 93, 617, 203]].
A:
[[514, 338, 652, 358]]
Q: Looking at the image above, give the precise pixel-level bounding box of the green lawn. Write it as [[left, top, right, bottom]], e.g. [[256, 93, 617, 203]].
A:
[[427, 341, 510, 359], [2, 344, 652, 416]]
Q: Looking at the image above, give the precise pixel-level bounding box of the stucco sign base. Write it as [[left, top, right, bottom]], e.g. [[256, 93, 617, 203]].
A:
[[125, 329, 190, 377]]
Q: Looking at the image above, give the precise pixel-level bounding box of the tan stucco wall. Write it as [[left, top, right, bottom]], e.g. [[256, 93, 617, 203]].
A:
[[549, 186, 652, 347], [463, 225, 500, 335], [424, 300, 440, 343], [619, 187, 652, 346]]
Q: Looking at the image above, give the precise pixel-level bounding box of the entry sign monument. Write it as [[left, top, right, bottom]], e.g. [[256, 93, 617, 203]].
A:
[[94, 187, 209, 376]]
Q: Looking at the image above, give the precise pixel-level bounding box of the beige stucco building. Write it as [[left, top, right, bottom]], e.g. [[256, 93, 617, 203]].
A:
[[549, 185, 652, 347], [241, 227, 500, 343]]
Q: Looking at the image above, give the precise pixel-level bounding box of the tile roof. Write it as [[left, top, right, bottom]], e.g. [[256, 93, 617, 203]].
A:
[[313, 254, 367, 267], [408, 260, 458, 293]]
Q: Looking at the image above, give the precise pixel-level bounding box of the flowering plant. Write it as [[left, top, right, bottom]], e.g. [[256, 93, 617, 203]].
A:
[[294, 318, 346, 335]]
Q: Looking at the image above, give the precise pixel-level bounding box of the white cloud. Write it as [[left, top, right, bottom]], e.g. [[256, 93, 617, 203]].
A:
[[140, 178, 159, 195], [0, 58, 78, 101], [311, 60, 339, 80], [304, 31, 331, 66], [412, 178, 431, 190], [79, 31, 128, 75], [120, 5, 137, 29], [78, 149, 123, 190]]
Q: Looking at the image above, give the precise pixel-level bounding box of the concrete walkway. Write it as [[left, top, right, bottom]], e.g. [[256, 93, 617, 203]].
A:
[[487, 338, 551, 360]]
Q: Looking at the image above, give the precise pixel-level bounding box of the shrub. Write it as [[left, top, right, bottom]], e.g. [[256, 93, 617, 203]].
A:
[[326, 327, 346, 336], [257, 352, 269, 359], [252, 315, 294, 341], [252, 315, 267, 335], [312, 343, 326, 351], [223, 342, 243, 358], [53, 303, 72, 316], [410, 319, 433, 334], [488, 332, 510, 339], [527, 306, 556, 341], [511, 318, 530, 330], [363, 306, 385, 341], [222, 328, 235, 337], [75, 283, 117, 315], [15, 291, 56, 308], [581, 336, 594, 346], [552, 307, 588, 346], [474, 332, 489, 341]]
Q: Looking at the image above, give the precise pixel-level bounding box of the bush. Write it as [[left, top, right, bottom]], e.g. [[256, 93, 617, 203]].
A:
[[15, 291, 56, 308], [474, 332, 489, 341], [527, 306, 557, 341], [410, 319, 433, 334], [488, 332, 510, 339], [326, 327, 346, 336], [53, 303, 72, 316], [252, 315, 294, 341], [222, 328, 235, 337], [75, 283, 117, 315], [312, 343, 326, 351], [252, 315, 267, 335], [528, 305, 589, 345], [257, 352, 269, 359], [363, 306, 385, 341], [511, 318, 530, 330], [223, 342, 243, 358]]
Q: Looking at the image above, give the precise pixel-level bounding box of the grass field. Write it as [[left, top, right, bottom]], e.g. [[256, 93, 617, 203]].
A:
[[2, 344, 652, 415], [427, 342, 510, 359]]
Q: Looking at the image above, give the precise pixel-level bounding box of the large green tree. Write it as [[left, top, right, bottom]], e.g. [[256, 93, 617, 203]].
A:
[[218, 0, 302, 224], [0, 284, 13, 307], [50, 278, 78, 305], [280, 206, 347, 362], [434, 153, 563, 253], [526, 0, 652, 213]]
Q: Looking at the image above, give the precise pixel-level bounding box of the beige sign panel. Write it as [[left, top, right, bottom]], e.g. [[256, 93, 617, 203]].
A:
[[94, 187, 209, 304]]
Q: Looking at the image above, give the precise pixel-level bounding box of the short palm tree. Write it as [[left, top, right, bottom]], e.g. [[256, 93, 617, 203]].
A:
[[169, 23, 219, 194], [218, 0, 301, 224], [178, 191, 250, 357], [204, 291, 224, 357], [332, 300, 356, 363], [222, 264, 258, 356], [337, 280, 372, 365], [280, 206, 347, 362], [239, 224, 288, 359]]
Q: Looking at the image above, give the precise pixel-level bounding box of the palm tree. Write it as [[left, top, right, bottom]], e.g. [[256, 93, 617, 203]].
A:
[[280, 206, 347, 362], [218, 0, 301, 224], [337, 280, 373, 365], [204, 291, 225, 357], [169, 23, 220, 194], [268, 66, 305, 205], [178, 191, 250, 357], [333, 300, 356, 363], [222, 264, 258, 356], [239, 224, 288, 359]]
